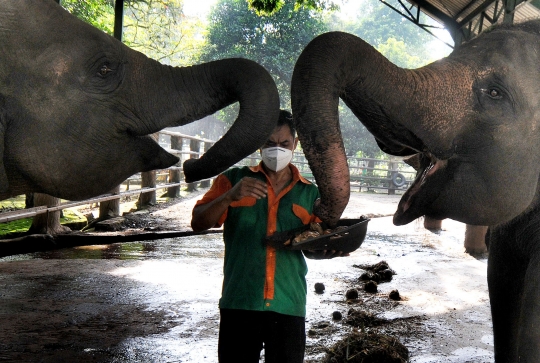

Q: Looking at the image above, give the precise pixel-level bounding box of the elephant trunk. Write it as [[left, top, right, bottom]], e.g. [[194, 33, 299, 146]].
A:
[[132, 57, 280, 182], [292, 31, 467, 225]]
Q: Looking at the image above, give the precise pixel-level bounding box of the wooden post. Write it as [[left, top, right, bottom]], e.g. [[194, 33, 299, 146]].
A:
[[138, 133, 159, 207], [199, 141, 214, 188], [25, 193, 34, 209], [138, 170, 157, 207], [28, 193, 70, 235], [99, 186, 121, 218], [365, 158, 374, 192], [186, 139, 201, 192], [167, 135, 182, 198], [388, 158, 398, 195]]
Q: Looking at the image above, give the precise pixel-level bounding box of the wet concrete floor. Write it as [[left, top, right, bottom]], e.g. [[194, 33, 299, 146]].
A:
[[0, 216, 493, 363]]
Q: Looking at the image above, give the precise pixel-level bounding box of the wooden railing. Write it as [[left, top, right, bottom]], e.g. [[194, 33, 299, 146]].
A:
[[0, 131, 416, 223]]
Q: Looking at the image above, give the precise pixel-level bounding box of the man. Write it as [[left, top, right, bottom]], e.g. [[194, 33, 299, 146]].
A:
[[191, 110, 345, 363]]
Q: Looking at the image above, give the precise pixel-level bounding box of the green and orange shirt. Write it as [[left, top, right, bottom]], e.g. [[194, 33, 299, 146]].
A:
[[195, 163, 320, 317]]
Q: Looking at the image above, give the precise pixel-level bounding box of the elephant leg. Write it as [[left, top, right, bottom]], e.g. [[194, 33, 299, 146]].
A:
[[487, 234, 526, 362], [423, 216, 442, 230], [516, 253, 540, 362], [464, 225, 488, 255]]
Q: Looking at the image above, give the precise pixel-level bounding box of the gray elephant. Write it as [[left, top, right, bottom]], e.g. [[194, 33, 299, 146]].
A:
[[292, 21, 540, 362], [0, 0, 279, 202]]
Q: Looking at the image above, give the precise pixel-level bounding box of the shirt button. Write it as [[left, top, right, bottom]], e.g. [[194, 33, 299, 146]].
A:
[[266, 303, 270, 307]]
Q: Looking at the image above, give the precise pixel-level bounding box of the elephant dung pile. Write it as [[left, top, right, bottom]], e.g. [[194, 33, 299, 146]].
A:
[[318, 260, 411, 362], [323, 331, 408, 363]]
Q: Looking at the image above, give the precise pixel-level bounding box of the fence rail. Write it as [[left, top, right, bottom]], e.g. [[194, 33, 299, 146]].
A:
[[1, 130, 416, 224]]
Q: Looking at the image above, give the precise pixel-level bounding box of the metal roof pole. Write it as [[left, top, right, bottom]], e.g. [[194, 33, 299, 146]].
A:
[[379, 0, 455, 48], [503, 0, 518, 24], [114, 0, 124, 41]]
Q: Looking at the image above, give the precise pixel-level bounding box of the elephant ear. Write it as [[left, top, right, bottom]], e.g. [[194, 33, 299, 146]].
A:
[[0, 122, 7, 192]]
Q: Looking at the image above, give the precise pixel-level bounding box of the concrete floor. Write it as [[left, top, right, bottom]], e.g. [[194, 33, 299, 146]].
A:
[[0, 193, 493, 362]]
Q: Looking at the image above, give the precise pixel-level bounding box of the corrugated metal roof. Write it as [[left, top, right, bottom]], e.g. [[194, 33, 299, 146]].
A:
[[397, 0, 540, 42], [408, 0, 540, 25]]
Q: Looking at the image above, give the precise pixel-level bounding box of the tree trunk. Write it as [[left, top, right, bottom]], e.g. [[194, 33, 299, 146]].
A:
[[28, 193, 70, 235]]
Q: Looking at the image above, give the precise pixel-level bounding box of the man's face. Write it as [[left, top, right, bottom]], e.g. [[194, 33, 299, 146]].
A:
[[261, 125, 298, 151]]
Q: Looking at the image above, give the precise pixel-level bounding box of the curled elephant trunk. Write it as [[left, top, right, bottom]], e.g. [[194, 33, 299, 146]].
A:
[[177, 59, 280, 182], [291, 32, 408, 225], [124, 56, 280, 183], [291, 31, 466, 225], [137, 58, 280, 183]]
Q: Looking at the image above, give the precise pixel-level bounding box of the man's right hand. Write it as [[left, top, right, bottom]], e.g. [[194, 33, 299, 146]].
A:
[[227, 177, 268, 201], [191, 177, 267, 232]]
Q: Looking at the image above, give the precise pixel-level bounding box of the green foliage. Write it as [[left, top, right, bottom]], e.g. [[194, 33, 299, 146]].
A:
[[0, 208, 86, 237], [377, 38, 421, 69], [334, 1, 440, 68], [0, 218, 32, 236], [339, 102, 380, 158], [0, 195, 25, 211], [122, 0, 205, 65], [248, 0, 286, 14], [62, 0, 202, 66], [333, 0, 448, 157], [247, 0, 337, 15], [61, 0, 115, 34], [202, 0, 329, 124]]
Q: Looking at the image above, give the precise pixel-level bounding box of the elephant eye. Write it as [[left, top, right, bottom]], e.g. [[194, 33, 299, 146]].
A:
[[482, 88, 502, 99], [98, 64, 113, 76]]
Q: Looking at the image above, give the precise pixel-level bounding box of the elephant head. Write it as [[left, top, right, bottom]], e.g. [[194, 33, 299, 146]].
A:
[[0, 0, 279, 201], [292, 21, 540, 227]]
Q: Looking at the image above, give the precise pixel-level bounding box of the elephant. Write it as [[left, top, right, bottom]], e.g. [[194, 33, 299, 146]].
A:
[[291, 21, 540, 362], [0, 0, 280, 202]]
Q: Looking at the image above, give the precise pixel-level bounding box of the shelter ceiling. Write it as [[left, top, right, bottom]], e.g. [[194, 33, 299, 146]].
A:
[[384, 0, 540, 44]]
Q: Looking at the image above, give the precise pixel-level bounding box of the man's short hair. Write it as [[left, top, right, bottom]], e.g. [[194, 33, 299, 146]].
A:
[[277, 110, 295, 138]]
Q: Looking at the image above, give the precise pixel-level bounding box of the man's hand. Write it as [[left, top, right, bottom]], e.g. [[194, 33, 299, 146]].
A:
[[227, 177, 267, 201], [303, 250, 350, 260]]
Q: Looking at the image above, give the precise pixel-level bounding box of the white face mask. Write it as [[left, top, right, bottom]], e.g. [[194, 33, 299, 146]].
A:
[[261, 147, 293, 172]]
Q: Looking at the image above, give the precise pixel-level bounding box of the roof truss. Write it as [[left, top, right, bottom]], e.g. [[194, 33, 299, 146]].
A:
[[380, 0, 540, 46]]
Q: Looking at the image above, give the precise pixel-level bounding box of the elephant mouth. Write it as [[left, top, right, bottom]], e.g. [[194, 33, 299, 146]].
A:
[[393, 152, 447, 225]]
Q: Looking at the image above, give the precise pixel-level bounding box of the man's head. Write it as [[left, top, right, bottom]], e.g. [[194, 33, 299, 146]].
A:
[[277, 109, 295, 138], [261, 110, 297, 150], [260, 110, 298, 172]]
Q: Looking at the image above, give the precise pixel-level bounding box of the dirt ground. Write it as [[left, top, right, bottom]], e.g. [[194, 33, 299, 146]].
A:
[[0, 189, 493, 362]]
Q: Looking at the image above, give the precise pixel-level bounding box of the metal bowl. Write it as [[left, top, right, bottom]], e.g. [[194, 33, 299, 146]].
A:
[[265, 217, 370, 253]]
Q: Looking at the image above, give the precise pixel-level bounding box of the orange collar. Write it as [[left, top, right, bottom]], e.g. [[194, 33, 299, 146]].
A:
[[249, 162, 312, 185]]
